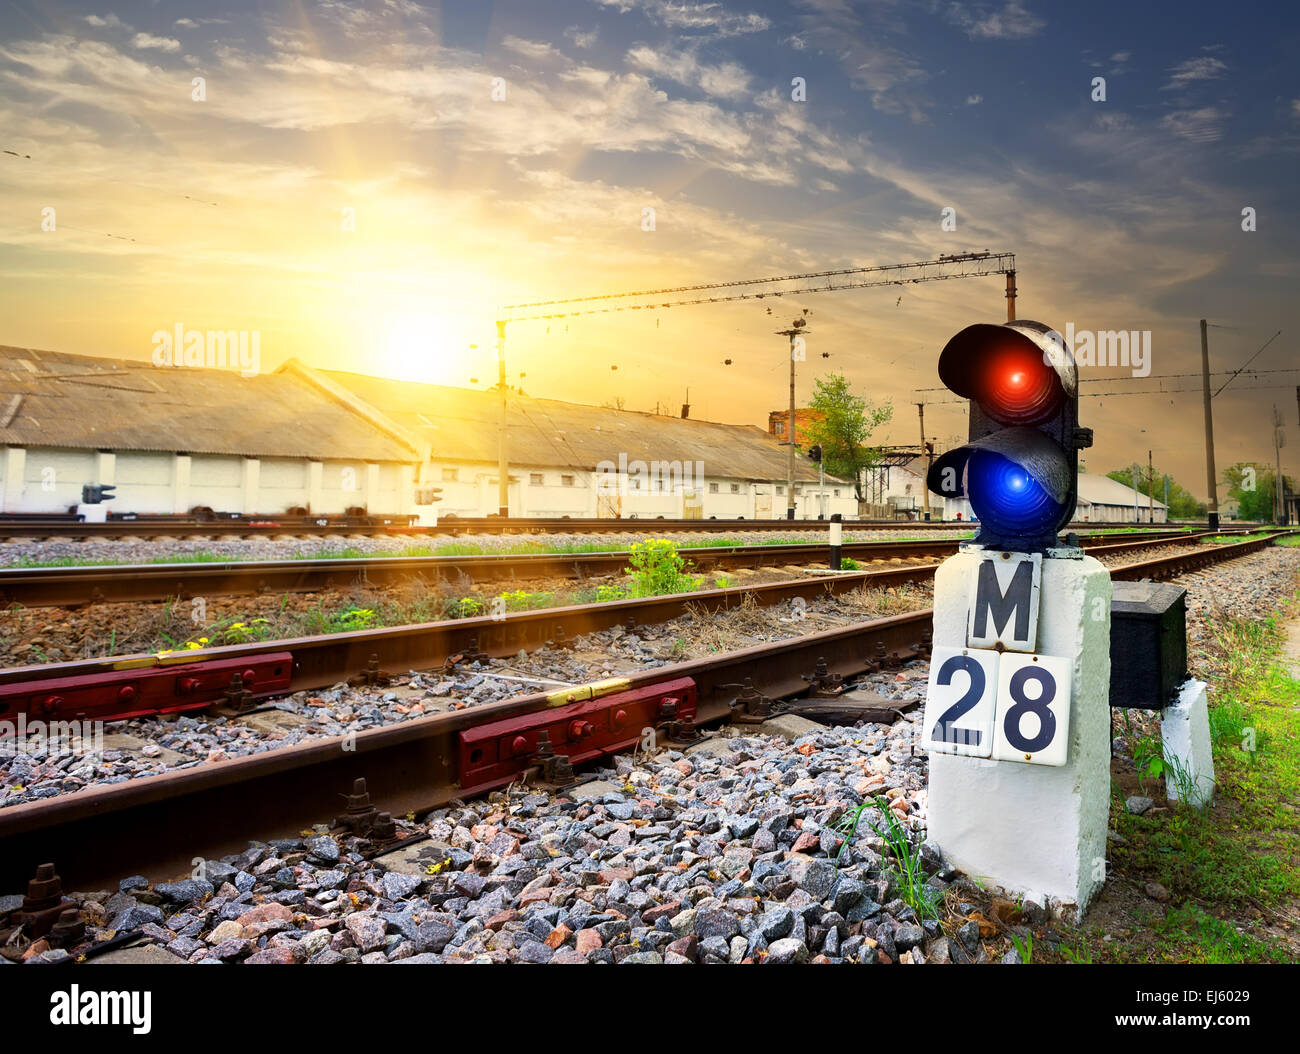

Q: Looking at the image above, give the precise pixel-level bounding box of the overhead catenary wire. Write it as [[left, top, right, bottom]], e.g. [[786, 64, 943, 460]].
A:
[[1212, 330, 1283, 398]]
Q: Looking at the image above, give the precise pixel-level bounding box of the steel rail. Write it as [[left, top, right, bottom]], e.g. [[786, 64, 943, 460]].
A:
[[0, 529, 1290, 889], [0, 515, 1232, 540], [0, 562, 943, 696], [0, 529, 1208, 608]]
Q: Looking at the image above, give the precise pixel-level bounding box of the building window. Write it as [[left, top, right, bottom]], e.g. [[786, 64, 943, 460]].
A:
[[776, 485, 784, 495], [834, 488, 841, 497], [530, 472, 544, 486], [441, 467, 458, 483], [730, 483, 740, 494], [775, 422, 785, 437], [561, 474, 575, 487], [709, 482, 719, 493]]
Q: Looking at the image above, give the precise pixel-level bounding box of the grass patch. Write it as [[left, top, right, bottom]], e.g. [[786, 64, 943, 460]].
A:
[[1064, 588, 1300, 963], [1155, 903, 1290, 963]]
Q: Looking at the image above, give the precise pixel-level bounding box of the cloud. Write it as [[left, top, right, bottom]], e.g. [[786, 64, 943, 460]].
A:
[[625, 45, 751, 98], [590, 0, 770, 36], [502, 36, 561, 60], [966, 94, 982, 105], [1161, 106, 1228, 143], [565, 26, 599, 48], [85, 14, 129, 30], [792, 2, 931, 121], [1162, 56, 1227, 90], [131, 33, 181, 52], [0, 28, 868, 186], [945, 1, 1046, 40]]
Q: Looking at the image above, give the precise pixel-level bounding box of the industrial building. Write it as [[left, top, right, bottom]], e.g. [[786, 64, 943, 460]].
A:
[[0, 347, 420, 517], [290, 363, 857, 521], [0, 346, 856, 521]]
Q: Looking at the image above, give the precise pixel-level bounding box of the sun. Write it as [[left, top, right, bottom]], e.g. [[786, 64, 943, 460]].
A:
[[379, 312, 480, 385]]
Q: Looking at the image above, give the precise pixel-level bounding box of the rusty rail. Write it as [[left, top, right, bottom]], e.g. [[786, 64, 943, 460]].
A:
[[0, 529, 1215, 608], [0, 514, 1231, 540]]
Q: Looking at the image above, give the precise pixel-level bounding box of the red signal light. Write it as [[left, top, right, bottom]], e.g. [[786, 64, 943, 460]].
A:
[[973, 342, 1062, 425]]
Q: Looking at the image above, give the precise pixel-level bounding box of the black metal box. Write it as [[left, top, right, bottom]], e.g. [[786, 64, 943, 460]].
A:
[[1109, 581, 1188, 709]]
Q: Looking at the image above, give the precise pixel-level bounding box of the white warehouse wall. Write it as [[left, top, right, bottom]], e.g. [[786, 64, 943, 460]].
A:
[[425, 460, 860, 520], [0, 447, 413, 517]]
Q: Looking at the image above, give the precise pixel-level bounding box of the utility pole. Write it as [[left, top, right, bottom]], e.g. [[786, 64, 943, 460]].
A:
[[777, 317, 808, 520], [1148, 449, 1154, 523], [917, 402, 931, 521], [1005, 269, 1017, 322], [496, 320, 509, 518], [1200, 319, 1219, 530], [1132, 462, 1140, 524], [1274, 405, 1286, 524]]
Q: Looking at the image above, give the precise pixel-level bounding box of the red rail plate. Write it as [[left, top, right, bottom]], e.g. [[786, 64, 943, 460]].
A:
[[0, 652, 295, 726], [457, 677, 698, 795]]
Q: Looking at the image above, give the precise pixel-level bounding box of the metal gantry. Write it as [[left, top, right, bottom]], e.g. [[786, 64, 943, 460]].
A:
[[500, 251, 1017, 323], [490, 251, 1018, 518]]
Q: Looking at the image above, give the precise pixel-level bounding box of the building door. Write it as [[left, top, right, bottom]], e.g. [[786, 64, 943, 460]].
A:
[[682, 489, 702, 519], [754, 486, 772, 519], [597, 492, 621, 518]]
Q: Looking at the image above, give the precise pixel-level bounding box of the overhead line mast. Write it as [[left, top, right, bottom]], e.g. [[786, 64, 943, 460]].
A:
[[492, 251, 1017, 519]]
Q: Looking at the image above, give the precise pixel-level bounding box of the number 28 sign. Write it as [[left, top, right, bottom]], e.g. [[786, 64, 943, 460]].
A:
[[922, 645, 1072, 766]]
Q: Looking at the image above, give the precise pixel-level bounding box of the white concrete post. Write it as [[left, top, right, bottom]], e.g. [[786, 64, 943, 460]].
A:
[[926, 547, 1113, 915], [3, 447, 26, 511], [1161, 679, 1215, 806], [307, 460, 323, 514], [241, 458, 260, 515], [173, 454, 192, 514]]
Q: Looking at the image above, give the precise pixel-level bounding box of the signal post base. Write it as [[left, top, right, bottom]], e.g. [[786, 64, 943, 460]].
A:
[[926, 547, 1112, 918], [1161, 679, 1215, 807]]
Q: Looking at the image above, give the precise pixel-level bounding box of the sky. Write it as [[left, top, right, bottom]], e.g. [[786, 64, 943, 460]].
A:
[[1, 0, 1297, 500]]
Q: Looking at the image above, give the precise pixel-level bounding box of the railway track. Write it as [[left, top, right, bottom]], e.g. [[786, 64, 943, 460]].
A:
[[0, 529, 1291, 890], [0, 514, 1233, 540], [0, 528, 1229, 608]]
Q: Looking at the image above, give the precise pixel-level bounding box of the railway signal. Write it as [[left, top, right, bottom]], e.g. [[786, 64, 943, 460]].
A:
[[922, 318, 1111, 915], [927, 321, 1091, 550]]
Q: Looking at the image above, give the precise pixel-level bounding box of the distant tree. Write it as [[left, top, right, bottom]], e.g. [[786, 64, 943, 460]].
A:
[[804, 372, 893, 502], [1106, 466, 1204, 519], [1224, 461, 1296, 522], [601, 396, 627, 411]]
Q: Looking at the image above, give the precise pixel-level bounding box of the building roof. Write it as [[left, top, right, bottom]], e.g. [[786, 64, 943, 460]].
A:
[[0, 347, 420, 462], [1076, 473, 1168, 510], [290, 363, 838, 483]]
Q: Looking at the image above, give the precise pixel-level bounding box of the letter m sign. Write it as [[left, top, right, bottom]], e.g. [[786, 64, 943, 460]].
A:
[[967, 552, 1041, 652]]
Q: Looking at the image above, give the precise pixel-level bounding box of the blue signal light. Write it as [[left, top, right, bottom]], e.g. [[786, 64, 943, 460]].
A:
[[966, 449, 1067, 538]]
